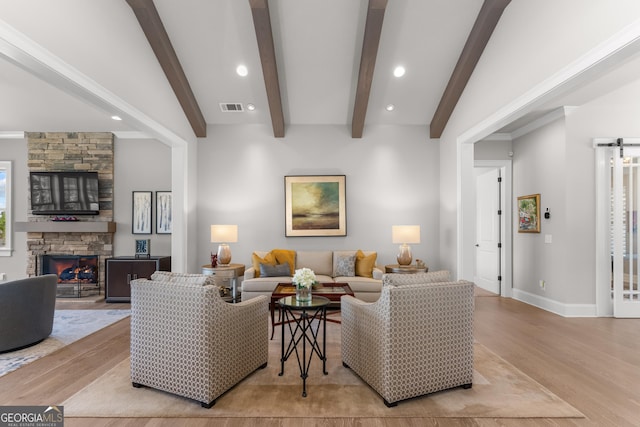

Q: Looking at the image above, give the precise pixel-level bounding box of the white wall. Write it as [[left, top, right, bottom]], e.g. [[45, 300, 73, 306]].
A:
[[113, 138, 172, 258], [196, 124, 440, 272], [512, 118, 568, 305], [439, 1, 640, 280], [475, 140, 512, 161], [2, 124, 436, 278], [0, 2, 195, 144], [0, 137, 27, 281], [508, 76, 640, 315]]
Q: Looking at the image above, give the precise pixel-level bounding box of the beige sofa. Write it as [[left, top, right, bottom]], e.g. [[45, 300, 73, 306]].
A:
[[241, 250, 383, 302]]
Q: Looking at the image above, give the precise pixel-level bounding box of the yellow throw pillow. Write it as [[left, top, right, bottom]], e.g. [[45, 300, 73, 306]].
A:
[[271, 249, 296, 276], [355, 250, 377, 278], [251, 252, 276, 277]]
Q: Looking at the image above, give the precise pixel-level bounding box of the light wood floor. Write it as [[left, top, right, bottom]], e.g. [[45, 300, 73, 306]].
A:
[[1, 295, 639, 427]]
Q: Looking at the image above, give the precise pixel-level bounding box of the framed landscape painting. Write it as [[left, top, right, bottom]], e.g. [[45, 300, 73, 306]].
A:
[[285, 175, 346, 237], [517, 193, 540, 233]]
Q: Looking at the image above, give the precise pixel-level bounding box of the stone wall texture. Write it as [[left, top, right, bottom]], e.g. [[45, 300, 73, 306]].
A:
[[25, 132, 114, 294]]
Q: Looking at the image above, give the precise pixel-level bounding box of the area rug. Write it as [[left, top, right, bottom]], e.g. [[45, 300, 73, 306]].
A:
[[63, 320, 583, 419], [0, 309, 131, 377]]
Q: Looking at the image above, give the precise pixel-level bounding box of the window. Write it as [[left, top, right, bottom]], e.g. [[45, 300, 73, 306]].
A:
[[0, 161, 12, 256]]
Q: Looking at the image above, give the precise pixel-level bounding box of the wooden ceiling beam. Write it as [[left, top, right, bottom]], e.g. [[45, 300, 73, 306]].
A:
[[352, 0, 387, 139], [250, 0, 285, 138], [126, 0, 207, 138], [429, 0, 511, 139]]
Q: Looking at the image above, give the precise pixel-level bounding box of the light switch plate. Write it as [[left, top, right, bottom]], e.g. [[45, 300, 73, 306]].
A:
[[545, 234, 552, 244]]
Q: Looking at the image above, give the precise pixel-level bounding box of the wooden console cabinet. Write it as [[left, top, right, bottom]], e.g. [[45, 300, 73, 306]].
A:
[[105, 256, 171, 302]]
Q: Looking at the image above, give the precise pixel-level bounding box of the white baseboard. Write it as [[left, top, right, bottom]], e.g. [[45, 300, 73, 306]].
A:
[[512, 289, 598, 317]]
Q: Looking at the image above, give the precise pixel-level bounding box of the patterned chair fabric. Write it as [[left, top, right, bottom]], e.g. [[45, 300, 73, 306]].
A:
[[382, 270, 451, 286], [341, 274, 474, 406], [130, 272, 269, 408]]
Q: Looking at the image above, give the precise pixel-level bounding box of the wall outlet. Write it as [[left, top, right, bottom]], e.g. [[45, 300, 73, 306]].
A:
[[0, 273, 6, 281], [539, 279, 545, 290]]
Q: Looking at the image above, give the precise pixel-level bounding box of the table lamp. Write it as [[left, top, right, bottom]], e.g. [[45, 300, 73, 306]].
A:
[[392, 225, 420, 266], [210, 224, 238, 266]]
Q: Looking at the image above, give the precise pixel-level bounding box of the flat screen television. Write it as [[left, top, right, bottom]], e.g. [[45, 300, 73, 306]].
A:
[[30, 171, 100, 215]]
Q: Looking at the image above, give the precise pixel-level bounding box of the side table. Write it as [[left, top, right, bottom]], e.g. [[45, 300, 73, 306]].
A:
[[202, 263, 245, 303], [279, 295, 330, 397], [270, 283, 354, 339], [385, 264, 428, 274]]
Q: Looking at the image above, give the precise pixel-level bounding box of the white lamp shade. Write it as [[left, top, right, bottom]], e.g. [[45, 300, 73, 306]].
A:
[[210, 224, 238, 243], [392, 225, 420, 244]]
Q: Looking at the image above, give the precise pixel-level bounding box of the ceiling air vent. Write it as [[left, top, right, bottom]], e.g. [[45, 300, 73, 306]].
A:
[[219, 103, 244, 112]]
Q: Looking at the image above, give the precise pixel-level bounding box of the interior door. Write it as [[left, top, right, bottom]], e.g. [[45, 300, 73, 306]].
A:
[[475, 168, 501, 294], [612, 147, 640, 317]]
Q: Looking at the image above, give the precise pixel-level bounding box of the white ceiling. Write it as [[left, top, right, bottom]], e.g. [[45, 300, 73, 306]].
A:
[[0, 0, 638, 138]]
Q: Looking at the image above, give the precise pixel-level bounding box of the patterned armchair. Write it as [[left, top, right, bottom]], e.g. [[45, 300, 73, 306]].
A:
[[341, 271, 474, 406], [130, 272, 268, 408]]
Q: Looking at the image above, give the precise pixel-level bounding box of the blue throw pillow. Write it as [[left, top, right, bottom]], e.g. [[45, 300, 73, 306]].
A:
[[260, 262, 291, 277]]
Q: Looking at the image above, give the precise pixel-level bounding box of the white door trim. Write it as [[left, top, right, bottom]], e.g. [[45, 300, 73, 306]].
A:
[[594, 139, 613, 317]]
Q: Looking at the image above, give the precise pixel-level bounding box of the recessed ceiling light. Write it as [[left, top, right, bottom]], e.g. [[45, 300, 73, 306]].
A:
[[236, 65, 248, 77], [393, 66, 405, 77], [247, 103, 256, 111], [111, 115, 122, 121], [385, 104, 395, 111]]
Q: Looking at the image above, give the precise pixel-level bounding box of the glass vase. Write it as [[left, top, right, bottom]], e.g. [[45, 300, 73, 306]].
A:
[[296, 285, 311, 302]]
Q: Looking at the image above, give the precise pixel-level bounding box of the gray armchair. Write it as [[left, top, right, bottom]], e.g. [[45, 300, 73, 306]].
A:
[[341, 271, 474, 406], [130, 272, 269, 407], [0, 274, 57, 353]]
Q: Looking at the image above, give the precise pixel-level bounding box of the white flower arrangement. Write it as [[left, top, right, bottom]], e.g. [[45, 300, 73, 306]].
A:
[[292, 267, 316, 289]]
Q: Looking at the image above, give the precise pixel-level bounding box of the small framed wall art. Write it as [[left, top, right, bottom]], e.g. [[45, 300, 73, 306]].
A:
[[135, 239, 151, 259], [156, 191, 172, 234], [517, 193, 540, 233], [132, 191, 152, 234]]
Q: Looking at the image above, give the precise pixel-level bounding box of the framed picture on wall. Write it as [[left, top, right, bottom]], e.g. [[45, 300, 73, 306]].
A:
[[132, 191, 152, 234], [156, 191, 172, 234], [517, 193, 540, 233], [285, 175, 346, 237]]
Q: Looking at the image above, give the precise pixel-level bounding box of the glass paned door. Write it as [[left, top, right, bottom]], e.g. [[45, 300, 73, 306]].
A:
[[611, 147, 640, 317]]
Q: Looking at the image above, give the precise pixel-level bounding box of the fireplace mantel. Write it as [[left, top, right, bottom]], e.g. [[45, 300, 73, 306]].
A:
[[16, 221, 117, 233]]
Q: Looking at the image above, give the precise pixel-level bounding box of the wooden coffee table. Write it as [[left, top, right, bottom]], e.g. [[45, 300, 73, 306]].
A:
[[270, 283, 354, 339]]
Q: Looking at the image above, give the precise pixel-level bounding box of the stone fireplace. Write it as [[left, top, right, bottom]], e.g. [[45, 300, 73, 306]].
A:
[[22, 132, 115, 295]]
